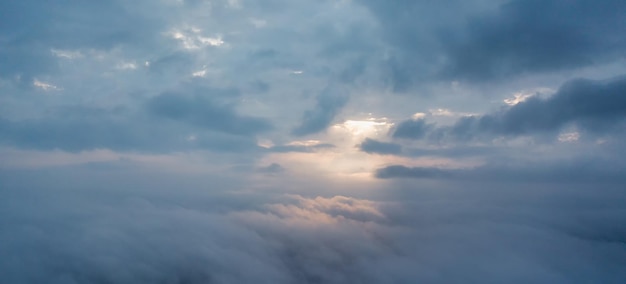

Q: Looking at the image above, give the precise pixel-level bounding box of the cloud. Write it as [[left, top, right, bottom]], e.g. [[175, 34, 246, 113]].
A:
[[357, 0, 626, 88], [358, 139, 502, 159], [2, 177, 626, 283], [375, 158, 626, 183], [146, 91, 273, 136], [0, 101, 265, 153], [2, 1, 626, 283], [391, 75, 626, 141], [358, 138, 402, 155], [392, 118, 433, 140], [0, 1, 162, 83], [0, 107, 157, 152], [376, 165, 454, 179], [256, 163, 286, 174], [0, 187, 394, 283], [292, 87, 349, 136], [450, 75, 626, 139], [266, 143, 335, 153], [440, 0, 626, 81]]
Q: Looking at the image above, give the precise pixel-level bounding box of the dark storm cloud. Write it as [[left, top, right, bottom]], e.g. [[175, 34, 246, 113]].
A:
[[147, 92, 272, 136], [292, 87, 349, 136], [354, 0, 498, 90], [391, 75, 626, 141], [441, 0, 626, 81], [357, 0, 626, 88], [450, 75, 626, 138], [358, 138, 402, 155]]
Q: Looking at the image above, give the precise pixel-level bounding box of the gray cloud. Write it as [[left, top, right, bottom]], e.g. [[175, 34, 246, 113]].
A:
[[391, 75, 626, 141], [440, 0, 626, 81], [0, 95, 267, 153], [357, 0, 626, 88], [256, 163, 286, 174], [358, 138, 402, 155], [375, 158, 626, 184], [358, 138, 503, 159], [267, 143, 335, 153], [392, 118, 433, 140], [2, 1, 626, 283], [147, 91, 272, 136], [292, 87, 349, 136], [376, 165, 454, 179], [0, 107, 161, 152], [0, 1, 163, 84], [450, 75, 626, 139], [1, 171, 626, 283]]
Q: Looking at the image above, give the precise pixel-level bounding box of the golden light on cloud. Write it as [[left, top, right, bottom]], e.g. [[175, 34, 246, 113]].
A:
[[332, 118, 393, 139], [412, 112, 427, 119], [286, 140, 323, 147], [504, 87, 554, 106]]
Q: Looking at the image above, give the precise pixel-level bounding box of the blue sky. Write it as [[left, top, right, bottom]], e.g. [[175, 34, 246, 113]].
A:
[[1, 0, 626, 283]]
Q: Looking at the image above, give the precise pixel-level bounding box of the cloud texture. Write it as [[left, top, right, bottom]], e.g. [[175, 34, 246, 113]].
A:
[[1, 0, 626, 283]]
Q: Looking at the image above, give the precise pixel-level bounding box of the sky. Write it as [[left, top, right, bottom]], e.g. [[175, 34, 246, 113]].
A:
[[1, 0, 626, 283]]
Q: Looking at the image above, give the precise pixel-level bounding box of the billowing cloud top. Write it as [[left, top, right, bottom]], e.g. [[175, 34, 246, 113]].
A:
[[1, 0, 626, 283]]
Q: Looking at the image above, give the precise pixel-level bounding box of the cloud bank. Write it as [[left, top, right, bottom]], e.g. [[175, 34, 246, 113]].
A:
[[2, 0, 626, 283]]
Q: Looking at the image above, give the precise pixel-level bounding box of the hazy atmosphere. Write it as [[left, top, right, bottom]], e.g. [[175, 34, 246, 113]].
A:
[[1, 0, 626, 283]]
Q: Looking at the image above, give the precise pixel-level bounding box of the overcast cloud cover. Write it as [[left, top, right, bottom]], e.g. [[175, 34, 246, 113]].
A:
[[1, 0, 626, 283]]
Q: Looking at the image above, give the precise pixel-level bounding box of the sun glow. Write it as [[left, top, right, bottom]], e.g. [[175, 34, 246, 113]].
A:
[[256, 118, 400, 182], [333, 119, 392, 138], [257, 115, 480, 184], [286, 140, 323, 147]]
